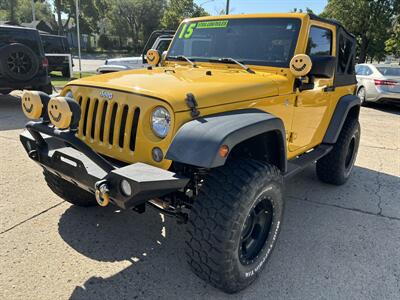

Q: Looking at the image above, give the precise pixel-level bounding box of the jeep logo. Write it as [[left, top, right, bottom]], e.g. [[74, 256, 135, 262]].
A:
[[100, 90, 113, 100]]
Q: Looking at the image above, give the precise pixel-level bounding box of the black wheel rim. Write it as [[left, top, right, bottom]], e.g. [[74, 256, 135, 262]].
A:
[[345, 136, 356, 169], [7, 52, 32, 75], [239, 196, 273, 265]]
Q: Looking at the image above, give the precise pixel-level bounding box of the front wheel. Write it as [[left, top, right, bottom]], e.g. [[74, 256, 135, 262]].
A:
[[43, 170, 98, 207], [186, 160, 284, 293]]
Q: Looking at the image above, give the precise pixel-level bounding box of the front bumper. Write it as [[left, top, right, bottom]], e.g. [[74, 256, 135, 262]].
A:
[[20, 122, 189, 209]]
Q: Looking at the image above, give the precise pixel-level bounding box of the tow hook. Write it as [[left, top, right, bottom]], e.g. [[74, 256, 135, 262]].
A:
[[95, 180, 110, 207]]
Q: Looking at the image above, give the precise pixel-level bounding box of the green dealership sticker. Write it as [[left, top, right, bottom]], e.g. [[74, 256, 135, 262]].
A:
[[197, 20, 229, 29], [179, 20, 229, 39]]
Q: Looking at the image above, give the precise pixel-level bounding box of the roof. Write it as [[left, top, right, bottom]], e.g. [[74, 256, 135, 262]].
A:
[[0, 24, 38, 31], [184, 13, 355, 38]]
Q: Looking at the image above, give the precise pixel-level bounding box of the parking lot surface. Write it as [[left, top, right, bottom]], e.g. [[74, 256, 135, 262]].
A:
[[0, 96, 399, 300]]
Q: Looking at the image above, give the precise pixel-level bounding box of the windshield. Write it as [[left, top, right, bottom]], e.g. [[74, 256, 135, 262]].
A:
[[377, 67, 400, 77], [167, 18, 301, 67]]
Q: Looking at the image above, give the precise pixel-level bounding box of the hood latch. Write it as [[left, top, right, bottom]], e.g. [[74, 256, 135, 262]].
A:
[[185, 93, 200, 117]]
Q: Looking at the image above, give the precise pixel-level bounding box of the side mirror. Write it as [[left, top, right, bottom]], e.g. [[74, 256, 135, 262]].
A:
[[308, 56, 336, 78], [161, 50, 168, 65], [289, 54, 312, 77], [146, 49, 161, 66]]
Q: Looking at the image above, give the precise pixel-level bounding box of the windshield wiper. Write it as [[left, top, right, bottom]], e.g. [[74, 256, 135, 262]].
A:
[[168, 55, 197, 68], [209, 57, 255, 74]]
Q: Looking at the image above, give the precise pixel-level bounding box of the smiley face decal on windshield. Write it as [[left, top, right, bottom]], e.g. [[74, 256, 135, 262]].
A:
[[21, 90, 43, 119], [289, 54, 312, 77], [48, 97, 73, 129]]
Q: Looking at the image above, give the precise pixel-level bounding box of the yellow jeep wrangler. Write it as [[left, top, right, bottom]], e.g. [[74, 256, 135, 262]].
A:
[[20, 13, 360, 293]]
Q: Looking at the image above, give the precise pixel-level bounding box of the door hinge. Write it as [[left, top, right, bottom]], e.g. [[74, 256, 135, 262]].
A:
[[294, 95, 299, 107], [288, 132, 297, 143]]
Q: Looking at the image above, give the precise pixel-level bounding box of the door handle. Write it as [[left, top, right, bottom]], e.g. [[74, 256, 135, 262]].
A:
[[324, 86, 336, 92]]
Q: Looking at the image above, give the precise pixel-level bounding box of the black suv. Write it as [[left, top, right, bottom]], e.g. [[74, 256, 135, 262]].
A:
[[40, 33, 72, 77], [0, 25, 52, 95]]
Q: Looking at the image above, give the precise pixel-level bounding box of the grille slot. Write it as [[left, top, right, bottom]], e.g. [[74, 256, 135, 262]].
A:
[[82, 97, 91, 136], [130, 108, 140, 151], [99, 101, 108, 142], [90, 99, 99, 139], [108, 103, 118, 145], [119, 105, 129, 148]]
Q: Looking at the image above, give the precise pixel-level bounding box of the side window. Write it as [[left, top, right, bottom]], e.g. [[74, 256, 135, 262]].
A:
[[306, 26, 332, 56], [337, 34, 354, 74], [156, 39, 171, 53], [364, 66, 372, 76], [355, 65, 363, 75]]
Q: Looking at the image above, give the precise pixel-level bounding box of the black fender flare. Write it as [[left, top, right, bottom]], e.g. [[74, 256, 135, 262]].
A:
[[323, 94, 361, 144], [166, 109, 287, 171]]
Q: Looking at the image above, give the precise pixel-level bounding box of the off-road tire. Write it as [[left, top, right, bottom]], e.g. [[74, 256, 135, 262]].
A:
[[61, 67, 70, 78], [43, 170, 97, 207], [316, 118, 360, 185], [0, 43, 39, 81], [186, 159, 284, 293]]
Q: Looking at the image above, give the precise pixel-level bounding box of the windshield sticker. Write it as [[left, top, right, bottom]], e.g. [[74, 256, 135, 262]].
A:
[[179, 20, 229, 39], [197, 20, 229, 29]]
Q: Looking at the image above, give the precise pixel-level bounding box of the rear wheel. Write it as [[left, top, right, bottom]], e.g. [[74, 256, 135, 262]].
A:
[[43, 170, 97, 207], [357, 87, 367, 105], [316, 118, 360, 185], [186, 159, 284, 293], [61, 66, 70, 78]]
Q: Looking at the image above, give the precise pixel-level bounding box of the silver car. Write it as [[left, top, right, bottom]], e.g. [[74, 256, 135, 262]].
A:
[[355, 64, 400, 104]]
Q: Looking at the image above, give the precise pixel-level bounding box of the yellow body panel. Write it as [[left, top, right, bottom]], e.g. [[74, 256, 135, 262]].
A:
[[62, 13, 356, 169]]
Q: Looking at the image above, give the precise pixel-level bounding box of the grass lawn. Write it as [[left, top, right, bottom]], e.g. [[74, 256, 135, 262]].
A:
[[50, 71, 96, 88]]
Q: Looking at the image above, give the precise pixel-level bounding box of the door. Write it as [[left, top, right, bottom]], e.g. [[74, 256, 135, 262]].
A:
[[288, 23, 336, 152]]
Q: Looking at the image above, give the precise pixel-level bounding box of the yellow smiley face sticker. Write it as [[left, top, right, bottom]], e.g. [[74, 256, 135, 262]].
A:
[[21, 90, 43, 119], [290, 54, 312, 77], [48, 97, 73, 129], [146, 49, 161, 66]]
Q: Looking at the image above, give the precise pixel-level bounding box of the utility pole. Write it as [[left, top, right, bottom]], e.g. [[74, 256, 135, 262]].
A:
[[31, 0, 36, 22], [226, 0, 230, 14], [76, 0, 82, 78]]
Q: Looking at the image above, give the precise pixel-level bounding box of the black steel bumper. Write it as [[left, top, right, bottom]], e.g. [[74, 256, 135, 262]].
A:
[[20, 122, 189, 209], [0, 74, 50, 92]]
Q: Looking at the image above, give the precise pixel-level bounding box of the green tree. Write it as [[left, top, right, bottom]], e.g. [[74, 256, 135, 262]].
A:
[[321, 0, 396, 63], [161, 0, 208, 30], [109, 0, 165, 52]]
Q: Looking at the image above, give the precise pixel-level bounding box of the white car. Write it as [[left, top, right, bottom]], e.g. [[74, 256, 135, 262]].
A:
[[355, 63, 400, 105], [97, 31, 173, 74]]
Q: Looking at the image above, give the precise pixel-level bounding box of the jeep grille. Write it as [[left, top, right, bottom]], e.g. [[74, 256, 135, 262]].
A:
[[77, 96, 140, 152]]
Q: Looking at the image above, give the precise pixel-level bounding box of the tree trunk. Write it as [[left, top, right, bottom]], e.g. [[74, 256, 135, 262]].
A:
[[9, 0, 17, 23], [55, 0, 64, 35], [358, 35, 369, 63]]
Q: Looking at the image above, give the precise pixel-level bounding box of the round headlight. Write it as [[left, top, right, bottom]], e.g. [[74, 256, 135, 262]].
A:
[[65, 90, 73, 99], [151, 106, 171, 138]]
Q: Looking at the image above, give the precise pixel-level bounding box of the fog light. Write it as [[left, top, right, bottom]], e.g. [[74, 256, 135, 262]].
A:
[[120, 179, 132, 197], [152, 147, 163, 162]]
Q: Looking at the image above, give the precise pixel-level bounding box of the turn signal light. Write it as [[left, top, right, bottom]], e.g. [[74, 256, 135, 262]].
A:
[[219, 145, 230, 158]]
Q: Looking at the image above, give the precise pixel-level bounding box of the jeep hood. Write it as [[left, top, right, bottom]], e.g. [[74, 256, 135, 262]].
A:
[[68, 66, 289, 112]]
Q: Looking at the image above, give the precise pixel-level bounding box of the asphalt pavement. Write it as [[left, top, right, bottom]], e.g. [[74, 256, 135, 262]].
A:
[[0, 96, 399, 300]]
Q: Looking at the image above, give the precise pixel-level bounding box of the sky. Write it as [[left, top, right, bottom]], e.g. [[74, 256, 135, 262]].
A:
[[194, 0, 328, 15]]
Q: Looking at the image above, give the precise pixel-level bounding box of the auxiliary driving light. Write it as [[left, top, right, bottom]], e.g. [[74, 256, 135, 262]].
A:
[[21, 90, 51, 120], [48, 96, 81, 129], [120, 179, 133, 197]]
